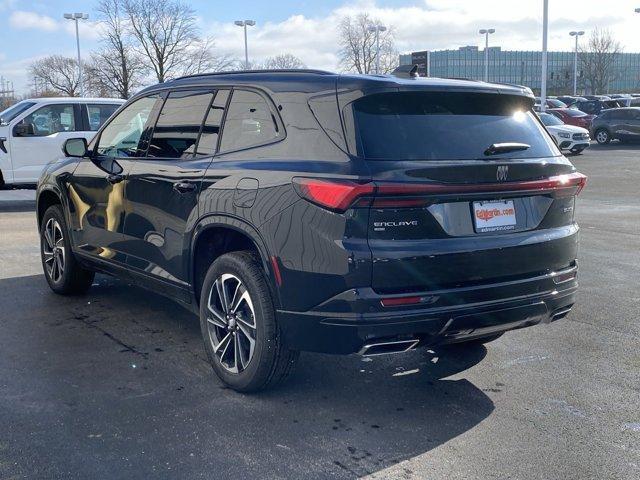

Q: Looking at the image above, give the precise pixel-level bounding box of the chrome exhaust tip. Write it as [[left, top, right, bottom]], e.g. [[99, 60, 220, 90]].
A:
[[358, 338, 420, 357], [551, 306, 572, 321]]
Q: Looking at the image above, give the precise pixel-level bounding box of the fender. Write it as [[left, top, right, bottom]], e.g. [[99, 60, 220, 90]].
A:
[[189, 213, 282, 309]]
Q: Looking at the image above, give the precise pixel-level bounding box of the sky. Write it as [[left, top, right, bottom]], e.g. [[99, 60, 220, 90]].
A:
[[2, 0, 640, 95]]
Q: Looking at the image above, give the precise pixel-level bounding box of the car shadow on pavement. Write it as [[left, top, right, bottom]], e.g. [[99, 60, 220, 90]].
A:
[[588, 141, 640, 152], [0, 273, 494, 480]]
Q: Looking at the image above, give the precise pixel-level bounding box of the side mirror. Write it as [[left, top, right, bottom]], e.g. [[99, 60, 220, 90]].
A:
[[63, 138, 89, 158], [13, 123, 34, 137]]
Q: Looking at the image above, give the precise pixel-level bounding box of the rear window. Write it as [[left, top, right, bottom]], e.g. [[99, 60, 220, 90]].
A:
[[345, 92, 559, 161]]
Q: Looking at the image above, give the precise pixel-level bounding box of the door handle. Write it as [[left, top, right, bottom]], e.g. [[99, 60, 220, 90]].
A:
[[107, 173, 124, 184], [173, 181, 197, 194]]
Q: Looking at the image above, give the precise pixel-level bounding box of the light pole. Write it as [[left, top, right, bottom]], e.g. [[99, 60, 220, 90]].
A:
[[569, 31, 585, 95], [368, 25, 387, 74], [540, 0, 549, 112], [478, 28, 495, 82], [63, 12, 89, 97], [234, 20, 256, 69]]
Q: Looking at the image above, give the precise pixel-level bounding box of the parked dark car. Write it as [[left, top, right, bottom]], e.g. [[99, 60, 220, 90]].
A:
[[557, 95, 587, 105], [36, 70, 586, 391], [572, 99, 622, 115], [534, 97, 568, 109], [547, 107, 595, 129], [591, 107, 640, 144], [582, 95, 611, 101]]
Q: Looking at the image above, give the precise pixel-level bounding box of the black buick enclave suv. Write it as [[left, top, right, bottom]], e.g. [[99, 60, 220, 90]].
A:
[[36, 70, 586, 391]]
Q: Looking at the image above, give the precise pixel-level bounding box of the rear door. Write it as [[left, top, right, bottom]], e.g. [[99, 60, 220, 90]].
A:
[[10, 102, 82, 183], [341, 90, 581, 293], [613, 109, 640, 139], [122, 88, 227, 299]]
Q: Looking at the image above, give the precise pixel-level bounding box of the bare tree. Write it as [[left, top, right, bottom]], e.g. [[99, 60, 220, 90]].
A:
[[180, 37, 238, 76], [87, 0, 146, 98], [338, 14, 397, 74], [262, 54, 306, 70], [123, 0, 203, 82], [30, 56, 81, 96], [578, 29, 622, 94]]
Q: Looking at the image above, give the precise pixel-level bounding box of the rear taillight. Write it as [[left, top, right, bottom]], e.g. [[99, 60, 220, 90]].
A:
[[380, 296, 423, 307], [293, 172, 587, 212], [292, 178, 374, 212]]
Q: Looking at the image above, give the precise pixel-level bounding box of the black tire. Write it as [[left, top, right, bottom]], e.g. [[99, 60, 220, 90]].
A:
[[594, 128, 611, 144], [199, 251, 299, 392], [40, 205, 95, 295]]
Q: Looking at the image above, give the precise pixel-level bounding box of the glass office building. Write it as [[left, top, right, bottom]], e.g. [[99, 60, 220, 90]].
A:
[[402, 47, 640, 94]]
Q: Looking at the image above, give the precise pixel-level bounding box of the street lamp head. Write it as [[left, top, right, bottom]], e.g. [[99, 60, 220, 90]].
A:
[[488, 28, 495, 34], [635, 7, 640, 13], [379, 25, 387, 32], [479, 29, 487, 34], [578, 31, 584, 36], [570, 31, 577, 36], [64, 13, 88, 20], [245, 20, 256, 26], [234, 20, 245, 27]]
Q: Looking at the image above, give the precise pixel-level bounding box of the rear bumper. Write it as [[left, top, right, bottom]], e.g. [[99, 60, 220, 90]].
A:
[[277, 265, 578, 354]]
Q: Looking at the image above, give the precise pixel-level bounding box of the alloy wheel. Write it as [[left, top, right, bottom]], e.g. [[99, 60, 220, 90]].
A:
[[596, 130, 609, 143], [43, 218, 65, 283], [206, 273, 257, 374]]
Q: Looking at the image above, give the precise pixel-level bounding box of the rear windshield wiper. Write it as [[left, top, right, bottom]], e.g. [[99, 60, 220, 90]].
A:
[[484, 142, 530, 156]]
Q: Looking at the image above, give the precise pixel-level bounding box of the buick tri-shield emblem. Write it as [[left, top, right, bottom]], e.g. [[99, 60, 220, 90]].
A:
[[496, 165, 509, 181]]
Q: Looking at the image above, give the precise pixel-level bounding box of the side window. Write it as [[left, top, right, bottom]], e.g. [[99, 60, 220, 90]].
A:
[[219, 90, 280, 152], [87, 104, 120, 131], [97, 95, 159, 158], [148, 90, 213, 159], [196, 89, 229, 156], [19, 104, 76, 136], [580, 102, 596, 114]]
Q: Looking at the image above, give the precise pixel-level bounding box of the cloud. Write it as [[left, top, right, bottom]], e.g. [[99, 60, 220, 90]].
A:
[[9, 10, 58, 32]]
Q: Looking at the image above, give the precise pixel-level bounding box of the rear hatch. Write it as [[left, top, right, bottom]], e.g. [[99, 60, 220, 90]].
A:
[[342, 89, 585, 294]]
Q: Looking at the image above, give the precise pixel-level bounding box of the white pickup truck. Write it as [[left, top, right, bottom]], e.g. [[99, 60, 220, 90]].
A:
[[0, 97, 124, 187]]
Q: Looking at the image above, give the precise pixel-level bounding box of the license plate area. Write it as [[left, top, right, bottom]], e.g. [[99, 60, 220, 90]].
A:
[[473, 200, 516, 233]]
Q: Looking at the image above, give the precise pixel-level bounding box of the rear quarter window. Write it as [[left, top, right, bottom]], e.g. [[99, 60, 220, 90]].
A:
[[219, 90, 280, 152], [344, 91, 560, 161]]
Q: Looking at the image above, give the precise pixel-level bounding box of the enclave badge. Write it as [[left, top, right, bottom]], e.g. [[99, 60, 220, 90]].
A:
[[496, 165, 509, 181]]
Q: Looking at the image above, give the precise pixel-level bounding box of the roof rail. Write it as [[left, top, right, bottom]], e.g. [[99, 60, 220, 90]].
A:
[[173, 68, 334, 81]]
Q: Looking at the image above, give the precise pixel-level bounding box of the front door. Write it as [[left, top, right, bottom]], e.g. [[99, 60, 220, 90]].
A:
[[10, 103, 83, 183], [122, 89, 228, 300], [69, 94, 162, 268]]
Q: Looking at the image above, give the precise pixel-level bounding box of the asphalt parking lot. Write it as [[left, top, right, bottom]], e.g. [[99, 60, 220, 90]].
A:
[[0, 144, 638, 479]]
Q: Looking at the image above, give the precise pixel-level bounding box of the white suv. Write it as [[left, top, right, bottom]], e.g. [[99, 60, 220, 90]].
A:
[[537, 112, 591, 155], [0, 97, 124, 187]]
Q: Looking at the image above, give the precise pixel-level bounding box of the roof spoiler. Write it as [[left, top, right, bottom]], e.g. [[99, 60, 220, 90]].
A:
[[391, 64, 419, 79]]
